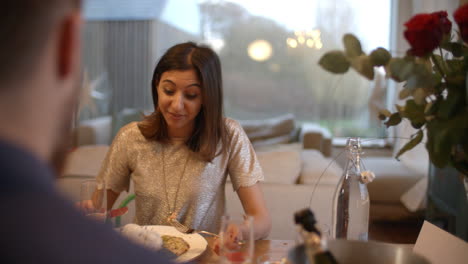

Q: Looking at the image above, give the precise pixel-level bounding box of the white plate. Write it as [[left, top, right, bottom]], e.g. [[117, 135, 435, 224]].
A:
[[143, 225, 208, 262]]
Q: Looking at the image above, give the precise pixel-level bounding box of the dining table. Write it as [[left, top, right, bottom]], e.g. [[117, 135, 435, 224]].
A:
[[193, 238, 417, 264], [195, 238, 296, 264]]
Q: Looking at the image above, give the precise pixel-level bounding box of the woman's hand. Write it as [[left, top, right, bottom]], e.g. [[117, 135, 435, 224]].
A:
[[212, 223, 243, 255], [75, 200, 106, 221], [237, 184, 272, 239], [76, 200, 95, 212]]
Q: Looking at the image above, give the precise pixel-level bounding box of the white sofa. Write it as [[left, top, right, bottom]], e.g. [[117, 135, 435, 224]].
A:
[[62, 114, 428, 240], [56, 146, 340, 240], [365, 156, 425, 220], [57, 169, 337, 240], [73, 113, 333, 157], [58, 116, 341, 240]]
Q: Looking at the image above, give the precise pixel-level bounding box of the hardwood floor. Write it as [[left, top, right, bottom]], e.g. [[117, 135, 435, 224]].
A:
[[368, 218, 424, 244]]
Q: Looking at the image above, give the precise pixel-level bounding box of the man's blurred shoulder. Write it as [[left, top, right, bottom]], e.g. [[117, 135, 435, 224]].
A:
[[0, 140, 175, 264]]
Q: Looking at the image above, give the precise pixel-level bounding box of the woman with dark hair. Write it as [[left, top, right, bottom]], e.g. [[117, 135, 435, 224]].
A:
[[97, 42, 271, 239]]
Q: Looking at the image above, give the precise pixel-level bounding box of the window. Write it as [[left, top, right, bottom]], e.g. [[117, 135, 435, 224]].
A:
[[79, 0, 392, 144]]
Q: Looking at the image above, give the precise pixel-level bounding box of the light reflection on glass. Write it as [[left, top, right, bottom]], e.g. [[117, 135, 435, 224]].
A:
[[286, 38, 298, 48], [287, 29, 322, 50], [247, 40, 273, 61]]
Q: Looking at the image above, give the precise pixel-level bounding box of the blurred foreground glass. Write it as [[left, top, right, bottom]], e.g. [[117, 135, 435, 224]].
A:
[[317, 223, 331, 241], [79, 179, 107, 223], [257, 253, 289, 264], [219, 215, 254, 264]]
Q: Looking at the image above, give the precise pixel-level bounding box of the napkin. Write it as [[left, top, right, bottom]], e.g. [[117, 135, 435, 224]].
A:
[[413, 221, 468, 264]]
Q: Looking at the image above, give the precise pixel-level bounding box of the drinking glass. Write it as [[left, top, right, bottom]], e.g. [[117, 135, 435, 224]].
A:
[[79, 179, 107, 223], [317, 223, 330, 240], [219, 214, 254, 264], [257, 253, 289, 264]]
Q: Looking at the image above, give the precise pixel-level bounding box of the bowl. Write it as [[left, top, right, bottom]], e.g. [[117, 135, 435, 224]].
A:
[[288, 239, 430, 264]]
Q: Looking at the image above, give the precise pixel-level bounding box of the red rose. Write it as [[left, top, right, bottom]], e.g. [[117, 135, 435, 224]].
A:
[[432, 11, 452, 35], [454, 4, 468, 43], [404, 13, 443, 57]]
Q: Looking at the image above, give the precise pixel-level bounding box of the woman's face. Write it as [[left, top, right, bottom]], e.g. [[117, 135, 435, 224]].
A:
[[157, 69, 203, 138]]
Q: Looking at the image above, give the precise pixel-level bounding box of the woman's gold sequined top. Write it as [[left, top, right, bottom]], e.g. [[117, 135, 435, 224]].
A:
[[96, 118, 264, 232]]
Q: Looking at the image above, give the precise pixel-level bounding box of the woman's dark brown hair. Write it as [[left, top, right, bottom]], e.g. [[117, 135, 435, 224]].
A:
[[138, 42, 229, 162]]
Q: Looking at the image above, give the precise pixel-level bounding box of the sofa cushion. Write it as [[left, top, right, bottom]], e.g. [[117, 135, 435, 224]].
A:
[[298, 149, 342, 185], [254, 142, 301, 152], [225, 182, 336, 240], [77, 116, 112, 145], [256, 147, 302, 184], [251, 134, 292, 149], [300, 123, 332, 156], [62, 145, 109, 178], [239, 114, 295, 143], [365, 157, 425, 203]]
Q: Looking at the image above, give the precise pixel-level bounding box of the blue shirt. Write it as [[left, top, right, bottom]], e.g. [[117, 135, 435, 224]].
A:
[[0, 140, 176, 264]]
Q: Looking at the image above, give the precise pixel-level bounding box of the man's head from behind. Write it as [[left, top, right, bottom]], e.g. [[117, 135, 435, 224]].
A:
[[0, 0, 82, 172]]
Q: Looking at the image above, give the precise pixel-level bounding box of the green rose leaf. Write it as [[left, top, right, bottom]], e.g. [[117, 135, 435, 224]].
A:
[[426, 112, 468, 169], [433, 71, 443, 89], [438, 89, 463, 119], [445, 59, 465, 78], [318, 51, 350, 74], [432, 54, 449, 74], [384, 112, 402, 127], [395, 104, 405, 113], [424, 101, 436, 115], [388, 58, 414, 82], [426, 122, 451, 168], [425, 115, 435, 121], [395, 129, 423, 160], [370, 48, 391, 66], [405, 63, 436, 89], [343, 34, 363, 58], [378, 108, 392, 120], [350, 55, 374, 80], [441, 42, 464, 58], [410, 121, 425, 129], [412, 88, 427, 105], [404, 76, 419, 90], [399, 87, 412, 100], [401, 100, 426, 128]]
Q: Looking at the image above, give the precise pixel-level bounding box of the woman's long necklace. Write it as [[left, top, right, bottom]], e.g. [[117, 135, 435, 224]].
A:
[[161, 143, 190, 223]]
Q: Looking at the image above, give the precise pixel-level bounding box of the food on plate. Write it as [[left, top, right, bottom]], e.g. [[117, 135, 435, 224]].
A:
[[162, 235, 190, 256], [120, 224, 162, 251], [119, 224, 191, 256]]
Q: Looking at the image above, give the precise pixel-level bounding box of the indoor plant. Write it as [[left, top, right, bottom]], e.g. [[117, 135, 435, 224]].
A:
[[318, 5, 468, 177]]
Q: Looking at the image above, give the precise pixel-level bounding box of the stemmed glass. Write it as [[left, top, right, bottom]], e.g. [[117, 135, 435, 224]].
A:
[[219, 214, 254, 264], [257, 253, 289, 264], [79, 179, 108, 223]]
